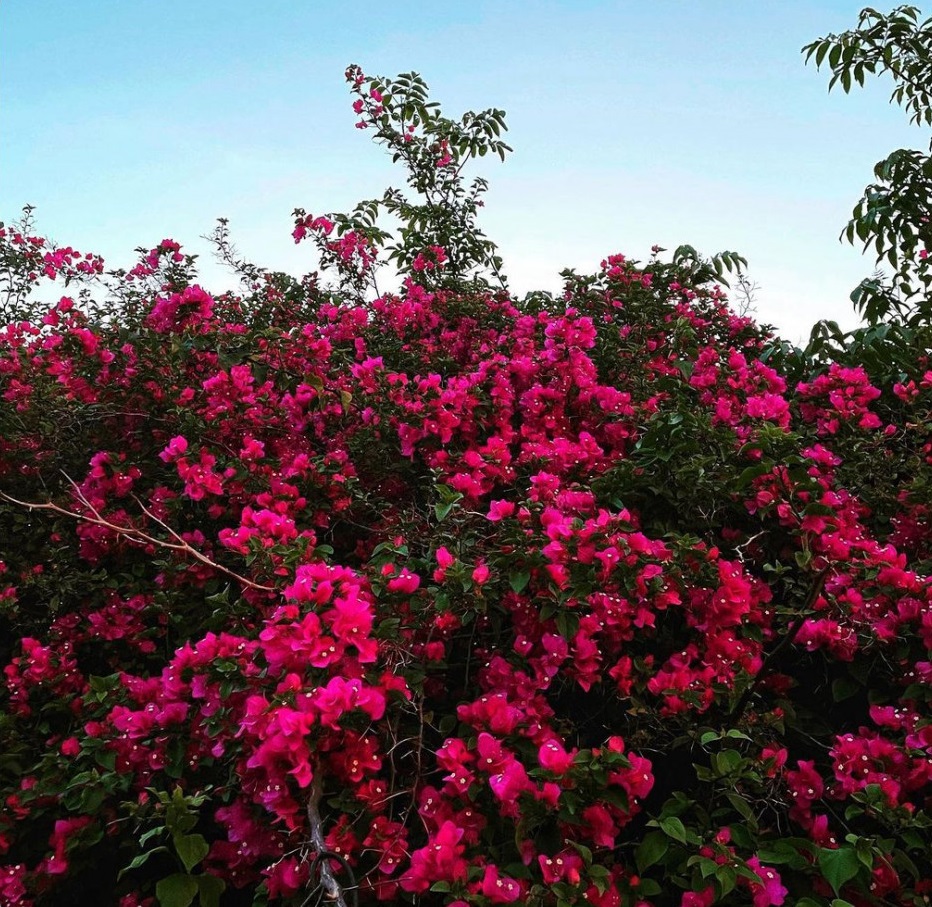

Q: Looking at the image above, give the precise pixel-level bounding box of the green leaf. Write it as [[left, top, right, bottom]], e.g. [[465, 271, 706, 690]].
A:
[[139, 826, 167, 848], [712, 749, 742, 776], [554, 611, 578, 639], [691, 855, 718, 878], [715, 864, 737, 897], [893, 848, 920, 880], [174, 834, 209, 873], [569, 842, 593, 865], [725, 791, 755, 824], [434, 502, 455, 521], [635, 830, 669, 872], [854, 837, 874, 869], [675, 359, 695, 379], [728, 823, 753, 850], [196, 874, 226, 907], [659, 815, 689, 844], [118, 846, 170, 879], [509, 571, 530, 593], [156, 873, 198, 907], [818, 847, 861, 895]]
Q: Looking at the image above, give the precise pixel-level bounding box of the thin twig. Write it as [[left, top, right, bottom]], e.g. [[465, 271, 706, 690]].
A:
[[0, 483, 274, 593]]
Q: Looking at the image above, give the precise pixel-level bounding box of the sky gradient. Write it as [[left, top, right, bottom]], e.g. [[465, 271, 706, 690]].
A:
[[2, 2, 927, 342]]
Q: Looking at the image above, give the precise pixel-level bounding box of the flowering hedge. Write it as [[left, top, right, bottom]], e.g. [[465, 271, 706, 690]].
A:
[[1, 66, 931, 907]]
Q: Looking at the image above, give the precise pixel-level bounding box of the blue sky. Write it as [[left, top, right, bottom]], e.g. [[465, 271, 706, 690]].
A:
[[2, 2, 926, 341]]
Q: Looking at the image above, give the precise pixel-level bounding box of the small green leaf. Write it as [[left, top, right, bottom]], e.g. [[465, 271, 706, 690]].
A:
[[509, 571, 530, 593], [156, 873, 198, 907], [725, 791, 755, 824], [854, 838, 874, 870], [635, 830, 669, 872], [818, 847, 861, 895], [118, 846, 169, 879], [434, 502, 454, 521], [712, 749, 742, 776], [196, 874, 226, 907], [659, 815, 689, 844], [715, 864, 737, 897], [139, 826, 166, 848], [174, 834, 209, 873]]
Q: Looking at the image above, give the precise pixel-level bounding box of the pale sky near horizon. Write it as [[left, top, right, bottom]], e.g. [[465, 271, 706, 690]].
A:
[[2, 2, 928, 343]]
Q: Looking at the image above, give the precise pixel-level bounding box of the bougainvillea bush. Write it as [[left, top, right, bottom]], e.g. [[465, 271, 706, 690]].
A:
[[1, 64, 931, 907]]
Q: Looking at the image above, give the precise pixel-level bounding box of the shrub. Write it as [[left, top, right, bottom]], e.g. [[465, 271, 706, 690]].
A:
[[0, 59, 931, 907]]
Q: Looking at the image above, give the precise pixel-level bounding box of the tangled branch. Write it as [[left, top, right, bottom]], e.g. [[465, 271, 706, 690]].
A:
[[0, 475, 275, 593]]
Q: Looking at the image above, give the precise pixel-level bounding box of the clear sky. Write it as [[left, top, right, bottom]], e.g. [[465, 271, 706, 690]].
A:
[[2, 2, 926, 342]]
